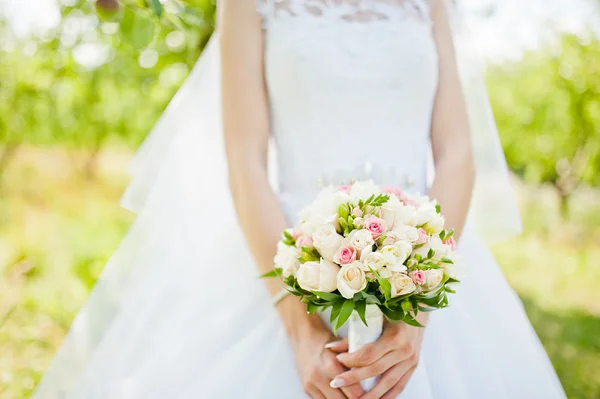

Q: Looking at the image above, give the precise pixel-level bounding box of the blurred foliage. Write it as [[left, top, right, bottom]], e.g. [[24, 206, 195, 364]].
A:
[[487, 34, 600, 214], [0, 0, 216, 176]]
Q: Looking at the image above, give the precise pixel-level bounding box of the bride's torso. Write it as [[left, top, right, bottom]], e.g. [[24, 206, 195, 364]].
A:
[[259, 0, 439, 219]]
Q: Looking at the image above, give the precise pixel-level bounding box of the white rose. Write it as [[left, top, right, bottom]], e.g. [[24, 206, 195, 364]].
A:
[[337, 262, 367, 299], [442, 253, 467, 280], [380, 241, 412, 273], [398, 226, 420, 243], [413, 235, 450, 259], [349, 180, 381, 202], [274, 242, 300, 278], [300, 187, 349, 230], [412, 205, 445, 234], [423, 269, 444, 291], [312, 224, 343, 262], [388, 273, 417, 298], [347, 229, 374, 253], [361, 252, 386, 272], [296, 259, 340, 293], [381, 195, 417, 230]]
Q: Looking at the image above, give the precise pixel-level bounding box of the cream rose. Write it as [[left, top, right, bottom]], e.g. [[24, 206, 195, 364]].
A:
[[296, 259, 340, 293], [347, 229, 375, 254], [423, 269, 444, 291], [337, 262, 367, 298], [388, 273, 417, 297], [380, 241, 412, 272], [361, 251, 386, 272], [312, 224, 343, 262], [274, 242, 300, 278]]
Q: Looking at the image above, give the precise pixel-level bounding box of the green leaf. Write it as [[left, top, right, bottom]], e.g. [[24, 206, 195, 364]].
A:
[[401, 299, 411, 312], [380, 305, 405, 321], [259, 268, 283, 278], [403, 313, 425, 327], [150, 0, 163, 17], [355, 300, 368, 326], [439, 230, 446, 240], [306, 302, 318, 315], [370, 267, 392, 301], [330, 299, 344, 325], [427, 248, 435, 259], [282, 230, 296, 246], [313, 291, 341, 301], [336, 299, 355, 331], [435, 204, 441, 213]]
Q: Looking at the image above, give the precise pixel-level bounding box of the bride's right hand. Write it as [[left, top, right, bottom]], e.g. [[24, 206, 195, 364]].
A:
[[278, 297, 364, 399]]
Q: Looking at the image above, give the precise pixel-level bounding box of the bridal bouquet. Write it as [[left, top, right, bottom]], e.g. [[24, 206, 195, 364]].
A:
[[264, 180, 463, 330], [263, 181, 464, 389]]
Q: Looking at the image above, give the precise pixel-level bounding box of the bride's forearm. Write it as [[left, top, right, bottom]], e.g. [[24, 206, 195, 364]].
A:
[[228, 157, 323, 336], [428, 144, 475, 241], [219, 3, 322, 337], [227, 159, 287, 297]]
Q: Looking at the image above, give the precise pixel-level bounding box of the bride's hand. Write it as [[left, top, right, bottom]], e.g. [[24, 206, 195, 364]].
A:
[[284, 301, 365, 399], [328, 321, 426, 399]]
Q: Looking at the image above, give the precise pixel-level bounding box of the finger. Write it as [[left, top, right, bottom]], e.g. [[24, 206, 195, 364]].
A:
[[331, 351, 401, 388], [340, 383, 365, 399], [324, 337, 349, 353], [306, 385, 326, 399], [314, 375, 347, 399], [381, 365, 417, 399], [360, 362, 416, 399], [336, 328, 398, 368], [321, 351, 364, 399]]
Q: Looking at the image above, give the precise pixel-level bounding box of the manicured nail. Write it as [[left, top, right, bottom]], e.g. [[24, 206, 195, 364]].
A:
[[324, 341, 339, 349], [330, 378, 346, 388]]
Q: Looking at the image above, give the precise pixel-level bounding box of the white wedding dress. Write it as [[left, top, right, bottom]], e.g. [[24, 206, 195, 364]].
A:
[[35, 1, 567, 398]]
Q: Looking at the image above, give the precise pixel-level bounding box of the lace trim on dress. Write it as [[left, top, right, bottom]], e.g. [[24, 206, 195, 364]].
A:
[[258, 0, 432, 26]]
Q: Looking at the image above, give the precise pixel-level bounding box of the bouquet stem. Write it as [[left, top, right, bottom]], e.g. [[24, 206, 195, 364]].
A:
[[348, 304, 384, 391]]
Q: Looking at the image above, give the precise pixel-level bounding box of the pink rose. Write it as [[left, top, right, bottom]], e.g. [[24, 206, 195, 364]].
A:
[[351, 207, 363, 217], [409, 270, 427, 285], [443, 236, 456, 250], [296, 235, 314, 249], [403, 198, 418, 207], [383, 186, 405, 199], [364, 216, 387, 239], [339, 185, 352, 194], [334, 246, 357, 265], [415, 228, 428, 245], [383, 186, 416, 206]]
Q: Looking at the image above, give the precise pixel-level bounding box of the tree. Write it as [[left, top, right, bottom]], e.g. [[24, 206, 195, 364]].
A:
[[487, 34, 600, 216]]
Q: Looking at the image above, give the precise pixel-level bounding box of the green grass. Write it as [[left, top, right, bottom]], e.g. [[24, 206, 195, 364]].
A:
[[1, 148, 599, 398]]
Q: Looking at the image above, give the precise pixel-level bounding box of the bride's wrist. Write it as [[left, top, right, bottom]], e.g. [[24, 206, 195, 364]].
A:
[[276, 294, 324, 342]]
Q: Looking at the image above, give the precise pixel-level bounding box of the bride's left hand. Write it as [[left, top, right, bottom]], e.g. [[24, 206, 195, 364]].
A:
[[326, 321, 426, 399]]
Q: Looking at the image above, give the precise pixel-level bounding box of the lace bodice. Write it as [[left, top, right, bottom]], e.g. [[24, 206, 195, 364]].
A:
[[259, 0, 439, 220]]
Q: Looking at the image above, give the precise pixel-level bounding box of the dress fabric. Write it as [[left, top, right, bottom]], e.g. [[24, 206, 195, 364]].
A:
[[34, 1, 567, 398]]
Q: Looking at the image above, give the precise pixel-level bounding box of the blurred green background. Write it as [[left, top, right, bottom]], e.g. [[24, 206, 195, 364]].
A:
[[0, 0, 599, 398]]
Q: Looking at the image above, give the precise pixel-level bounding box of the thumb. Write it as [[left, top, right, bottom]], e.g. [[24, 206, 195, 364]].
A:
[[324, 337, 349, 353]]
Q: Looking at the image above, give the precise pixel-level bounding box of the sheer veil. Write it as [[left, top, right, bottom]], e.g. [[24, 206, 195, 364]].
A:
[[33, 1, 521, 395]]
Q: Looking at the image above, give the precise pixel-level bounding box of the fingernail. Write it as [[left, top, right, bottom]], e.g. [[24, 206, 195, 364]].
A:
[[324, 341, 338, 349], [330, 378, 346, 388]]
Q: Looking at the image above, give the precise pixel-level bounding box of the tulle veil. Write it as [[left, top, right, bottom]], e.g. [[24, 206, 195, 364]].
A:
[[33, 2, 521, 396]]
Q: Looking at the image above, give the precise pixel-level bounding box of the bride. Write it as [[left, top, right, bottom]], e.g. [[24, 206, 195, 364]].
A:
[[35, 1, 567, 398]]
